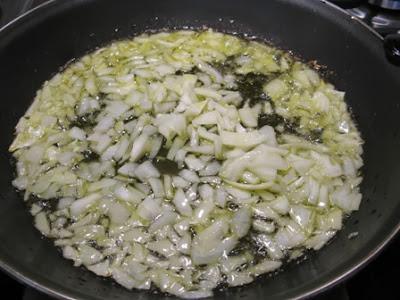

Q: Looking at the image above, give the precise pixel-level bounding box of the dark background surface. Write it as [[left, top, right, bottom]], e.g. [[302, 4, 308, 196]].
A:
[[0, 0, 399, 299]]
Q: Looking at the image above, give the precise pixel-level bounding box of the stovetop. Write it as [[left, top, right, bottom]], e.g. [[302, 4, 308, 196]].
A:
[[334, 0, 400, 35], [0, 0, 399, 299]]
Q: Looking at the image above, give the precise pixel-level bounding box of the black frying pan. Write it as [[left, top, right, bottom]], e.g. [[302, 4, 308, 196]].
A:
[[0, 0, 399, 299]]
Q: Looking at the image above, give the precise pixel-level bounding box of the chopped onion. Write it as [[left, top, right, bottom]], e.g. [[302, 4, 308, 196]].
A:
[[231, 207, 251, 238], [88, 260, 110, 277], [220, 130, 266, 148], [34, 212, 50, 235], [108, 202, 130, 224], [11, 29, 363, 298], [173, 189, 192, 217], [78, 244, 104, 266], [134, 161, 160, 181], [70, 193, 101, 218]]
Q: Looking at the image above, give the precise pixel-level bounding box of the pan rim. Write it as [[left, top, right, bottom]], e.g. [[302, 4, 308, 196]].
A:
[[0, 1, 398, 300]]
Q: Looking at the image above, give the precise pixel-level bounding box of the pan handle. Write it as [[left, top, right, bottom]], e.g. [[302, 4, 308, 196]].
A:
[[384, 34, 400, 66]]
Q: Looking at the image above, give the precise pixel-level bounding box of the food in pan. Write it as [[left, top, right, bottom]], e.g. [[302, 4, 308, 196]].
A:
[[9, 30, 363, 298]]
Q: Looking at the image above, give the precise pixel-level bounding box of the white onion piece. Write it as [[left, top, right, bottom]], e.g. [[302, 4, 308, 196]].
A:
[[122, 229, 150, 244], [114, 185, 145, 204], [63, 245, 80, 265], [167, 137, 185, 160], [192, 235, 237, 265], [106, 101, 129, 118], [259, 125, 277, 145], [88, 178, 117, 192], [133, 184, 150, 196], [269, 196, 290, 215], [175, 233, 191, 254], [179, 169, 200, 183], [200, 176, 221, 185], [101, 144, 118, 161], [73, 225, 105, 240], [149, 211, 177, 233], [123, 260, 148, 281], [196, 61, 223, 83], [239, 107, 258, 128], [198, 161, 220, 176], [199, 217, 228, 238], [108, 202, 130, 224], [112, 268, 145, 290], [34, 212, 50, 235], [137, 197, 161, 220], [184, 155, 206, 171], [91, 134, 112, 153], [58, 197, 74, 210], [70, 193, 101, 218], [154, 113, 186, 140], [253, 220, 275, 233], [331, 184, 361, 212], [12, 176, 28, 190], [185, 145, 214, 155], [275, 221, 306, 250], [25, 145, 44, 163], [172, 176, 190, 189], [317, 209, 343, 231], [94, 116, 114, 132], [130, 134, 149, 162], [30, 204, 42, 216], [221, 254, 250, 274], [192, 111, 219, 126], [289, 205, 314, 231], [215, 187, 227, 207], [173, 189, 192, 217], [78, 97, 99, 115], [69, 127, 86, 141], [318, 185, 329, 209], [118, 163, 137, 177], [147, 239, 177, 258], [220, 130, 266, 148], [193, 200, 215, 223], [174, 219, 190, 236], [252, 203, 280, 220], [87, 260, 110, 277], [225, 186, 251, 200], [163, 175, 174, 199], [226, 272, 252, 287], [241, 171, 260, 184], [305, 231, 336, 250], [311, 152, 342, 177], [149, 178, 165, 198], [231, 207, 251, 238], [198, 184, 214, 201], [250, 260, 282, 276], [149, 136, 163, 159], [255, 234, 284, 260], [78, 245, 104, 266], [185, 183, 198, 202], [134, 161, 160, 181], [114, 137, 130, 161]]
